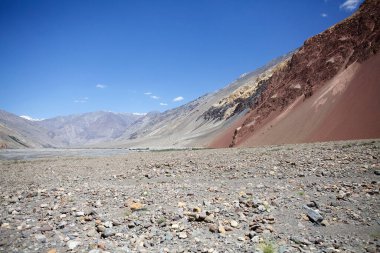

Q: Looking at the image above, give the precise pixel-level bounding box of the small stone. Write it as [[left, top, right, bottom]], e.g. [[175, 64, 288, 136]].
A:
[[21, 231, 30, 238], [95, 200, 102, 207], [290, 236, 311, 245], [218, 224, 226, 234], [178, 232, 187, 239], [97, 242, 106, 250], [47, 249, 57, 253], [198, 212, 207, 221], [224, 225, 233, 231], [321, 220, 329, 226], [102, 228, 115, 238], [230, 220, 238, 228], [374, 170, 380, 175], [193, 207, 201, 213], [165, 232, 173, 241], [258, 205, 266, 212], [306, 201, 318, 208], [76, 211, 85, 217], [303, 205, 323, 223], [209, 224, 218, 233], [205, 214, 214, 223], [67, 240, 81, 250], [97, 225, 105, 233], [1, 223, 10, 229], [171, 223, 179, 229], [103, 221, 113, 228], [127, 222, 136, 228], [251, 235, 260, 243], [130, 202, 144, 211], [112, 220, 121, 226], [266, 224, 274, 232], [35, 234, 47, 243], [366, 245, 377, 253], [87, 229, 97, 237], [58, 221, 67, 229], [337, 191, 346, 200], [39, 225, 53, 232]]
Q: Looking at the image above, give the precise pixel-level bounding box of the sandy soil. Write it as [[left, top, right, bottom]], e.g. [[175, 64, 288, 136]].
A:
[[1, 139, 379, 252]]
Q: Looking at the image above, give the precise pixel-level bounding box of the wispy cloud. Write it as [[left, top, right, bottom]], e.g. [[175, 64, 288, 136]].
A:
[[20, 115, 44, 121], [74, 97, 89, 103], [160, 102, 168, 106], [173, 96, 184, 102], [96, 84, 107, 89], [133, 112, 147, 116], [321, 13, 328, 18], [340, 0, 361, 11], [144, 92, 160, 100]]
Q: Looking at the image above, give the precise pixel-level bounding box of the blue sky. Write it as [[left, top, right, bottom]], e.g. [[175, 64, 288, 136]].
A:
[[0, 0, 362, 119]]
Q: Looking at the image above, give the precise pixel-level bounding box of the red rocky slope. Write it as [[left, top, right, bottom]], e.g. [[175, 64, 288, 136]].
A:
[[211, 0, 380, 147]]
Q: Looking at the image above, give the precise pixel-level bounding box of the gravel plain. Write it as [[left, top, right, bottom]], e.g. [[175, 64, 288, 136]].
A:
[[0, 140, 379, 253]]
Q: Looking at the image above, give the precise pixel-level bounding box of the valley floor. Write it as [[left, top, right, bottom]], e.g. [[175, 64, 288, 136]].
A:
[[0, 140, 379, 252]]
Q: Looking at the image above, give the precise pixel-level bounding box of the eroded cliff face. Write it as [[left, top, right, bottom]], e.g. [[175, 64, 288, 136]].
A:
[[227, 0, 380, 147], [202, 55, 292, 122]]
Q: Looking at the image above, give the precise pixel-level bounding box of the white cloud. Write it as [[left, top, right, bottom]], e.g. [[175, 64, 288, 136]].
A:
[[340, 0, 361, 11], [144, 92, 160, 100], [74, 97, 89, 103], [20, 115, 44, 121], [133, 112, 147, 116], [173, 96, 184, 102], [321, 13, 328, 18], [96, 84, 107, 89], [160, 102, 168, 106]]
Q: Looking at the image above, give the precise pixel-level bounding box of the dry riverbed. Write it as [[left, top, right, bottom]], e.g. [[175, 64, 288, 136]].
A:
[[0, 140, 379, 253]]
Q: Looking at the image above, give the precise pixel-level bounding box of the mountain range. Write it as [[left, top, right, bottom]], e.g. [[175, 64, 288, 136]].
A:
[[1, 0, 379, 149]]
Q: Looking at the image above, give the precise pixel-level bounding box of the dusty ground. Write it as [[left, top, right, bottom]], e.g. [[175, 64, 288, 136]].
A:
[[0, 140, 379, 253]]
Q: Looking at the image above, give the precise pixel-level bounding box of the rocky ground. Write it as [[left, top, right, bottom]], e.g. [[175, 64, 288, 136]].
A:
[[0, 140, 379, 253]]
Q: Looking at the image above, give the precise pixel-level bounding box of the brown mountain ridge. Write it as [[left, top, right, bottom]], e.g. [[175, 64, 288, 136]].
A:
[[210, 0, 380, 148]]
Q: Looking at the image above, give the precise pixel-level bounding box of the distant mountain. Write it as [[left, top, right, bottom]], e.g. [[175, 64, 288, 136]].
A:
[[0, 110, 143, 148], [36, 111, 144, 146], [0, 110, 57, 148]]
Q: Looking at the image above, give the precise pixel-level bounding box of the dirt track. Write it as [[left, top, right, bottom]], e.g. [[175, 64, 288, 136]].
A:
[[0, 140, 379, 252]]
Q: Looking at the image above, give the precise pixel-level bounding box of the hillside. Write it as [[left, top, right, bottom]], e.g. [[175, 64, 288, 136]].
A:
[[0, 110, 56, 148], [210, 0, 380, 148], [98, 53, 292, 148]]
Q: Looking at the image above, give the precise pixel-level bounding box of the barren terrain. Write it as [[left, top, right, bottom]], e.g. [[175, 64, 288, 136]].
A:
[[0, 140, 379, 252]]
